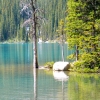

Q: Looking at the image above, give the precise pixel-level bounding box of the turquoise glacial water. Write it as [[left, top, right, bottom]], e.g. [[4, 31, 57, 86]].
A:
[[0, 43, 100, 100]]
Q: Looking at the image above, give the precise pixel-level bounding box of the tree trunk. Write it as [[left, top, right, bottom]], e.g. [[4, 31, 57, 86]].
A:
[[61, 27, 64, 62], [61, 38, 64, 62], [75, 45, 79, 61], [31, 0, 38, 68]]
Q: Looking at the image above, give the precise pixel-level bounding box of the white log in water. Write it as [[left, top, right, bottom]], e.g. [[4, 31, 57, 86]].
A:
[[53, 61, 70, 71]]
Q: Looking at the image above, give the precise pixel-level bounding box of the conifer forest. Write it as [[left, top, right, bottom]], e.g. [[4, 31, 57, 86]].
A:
[[0, 0, 67, 42]]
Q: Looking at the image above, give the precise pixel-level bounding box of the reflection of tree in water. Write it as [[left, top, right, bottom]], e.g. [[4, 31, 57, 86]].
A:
[[67, 73, 100, 100], [53, 71, 69, 100], [33, 69, 38, 100], [33, 70, 69, 100]]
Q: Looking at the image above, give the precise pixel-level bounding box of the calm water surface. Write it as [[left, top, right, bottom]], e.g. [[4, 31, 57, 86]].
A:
[[0, 43, 100, 100], [0, 43, 74, 65]]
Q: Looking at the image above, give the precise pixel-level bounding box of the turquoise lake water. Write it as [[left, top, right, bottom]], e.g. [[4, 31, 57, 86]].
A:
[[0, 43, 100, 100], [0, 43, 73, 66]]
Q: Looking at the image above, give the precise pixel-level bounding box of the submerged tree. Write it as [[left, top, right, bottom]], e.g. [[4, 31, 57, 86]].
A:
[[20, 0, 39, 68], [20, 0, 46, 68], [31, 0, 38, 68]]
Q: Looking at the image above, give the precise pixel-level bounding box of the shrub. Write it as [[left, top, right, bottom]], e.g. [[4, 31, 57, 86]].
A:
[[44, 61, 54, 69], [80, 53, 95, 68]]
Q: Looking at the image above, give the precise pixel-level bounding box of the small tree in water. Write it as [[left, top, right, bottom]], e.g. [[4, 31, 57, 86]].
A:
[[30, 0, 38, 68], [57, 19, 66, 61]]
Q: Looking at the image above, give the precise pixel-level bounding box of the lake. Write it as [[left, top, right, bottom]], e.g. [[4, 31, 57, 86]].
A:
[[0, 43, 100, 100], [0, 42, 74, 66]]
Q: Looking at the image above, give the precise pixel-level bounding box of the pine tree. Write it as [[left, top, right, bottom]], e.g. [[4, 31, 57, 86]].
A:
[[66, 0, 100, 70]]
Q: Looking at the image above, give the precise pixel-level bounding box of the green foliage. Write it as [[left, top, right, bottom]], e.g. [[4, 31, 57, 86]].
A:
[[44, 61, 54, 69], [69, 53, 99, 73], [67, 54, 75, 61], [0, 0, 21, 41], [56, 19, 66, 42], [66, 0, 100, 72], [68, 72, 100, 100], [70, 61, 99, 73], [0, 0, 67, 42], [80, 53, 96, 68], [37, 0, 67, 41]]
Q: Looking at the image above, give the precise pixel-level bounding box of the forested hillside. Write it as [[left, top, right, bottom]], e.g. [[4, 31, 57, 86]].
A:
[[0, 0, 24, 42], [38, 0, 67, 41], [0, 0, 67, 42]]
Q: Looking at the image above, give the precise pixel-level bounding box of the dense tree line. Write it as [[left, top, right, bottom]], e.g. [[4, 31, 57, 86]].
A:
[[66, 0, 100, 72], [37, 0, 67, 41], [0, 0, 26, 42], [0, 0, 67, 42]]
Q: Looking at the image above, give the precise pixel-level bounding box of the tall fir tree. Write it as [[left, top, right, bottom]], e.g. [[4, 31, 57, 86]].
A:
[[66, 0, 100, 70]]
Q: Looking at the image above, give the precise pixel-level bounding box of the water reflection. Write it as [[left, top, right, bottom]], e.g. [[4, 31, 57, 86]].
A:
[[68, 73, 100, 100], [0, 43, 33, 65], [33, 69, 38, 100], [0, 43, 100, 99], [0, 65, 34, 100], [0, 65, 100, 100], [0, 43, 74, 66], [53, 71, 69, 81], [53, 71, 69, 100]]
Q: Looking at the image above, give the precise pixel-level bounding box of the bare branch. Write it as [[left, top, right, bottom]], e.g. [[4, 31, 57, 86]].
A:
[[36, 7, 45, 14], [22, 18, 32, 27]]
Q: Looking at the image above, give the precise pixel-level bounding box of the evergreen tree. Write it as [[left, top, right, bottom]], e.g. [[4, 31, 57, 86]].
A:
[[66, 0, 100, 70], [0, 0, 67, 42]]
